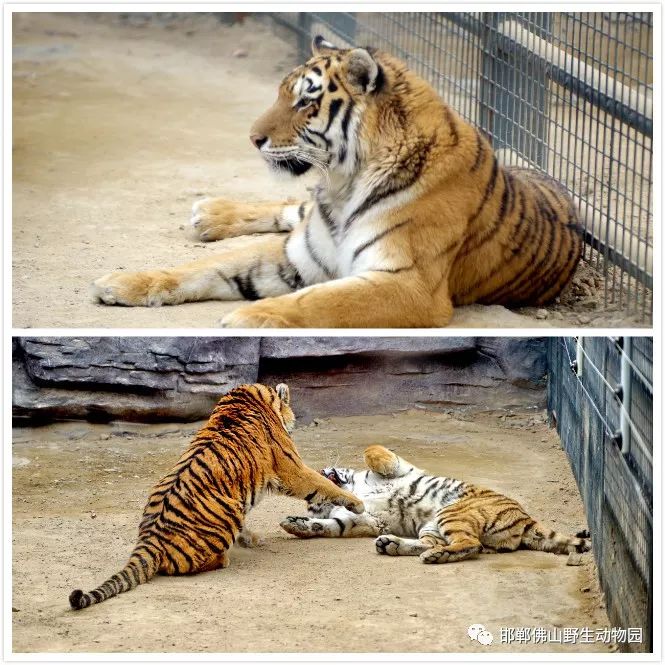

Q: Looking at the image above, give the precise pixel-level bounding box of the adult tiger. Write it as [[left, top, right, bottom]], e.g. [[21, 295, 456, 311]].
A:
[[92, 36, 582, 328], [68, 383, 363, 610], [281, 445, 591, 564]]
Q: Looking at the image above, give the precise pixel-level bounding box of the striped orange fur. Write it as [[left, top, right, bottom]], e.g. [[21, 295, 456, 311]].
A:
[[92, 36, 583, 327], [282, 445, 590, 564], [68, 383, 363, 610]]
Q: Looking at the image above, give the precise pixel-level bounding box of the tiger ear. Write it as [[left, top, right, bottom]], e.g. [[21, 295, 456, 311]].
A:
[[311, 34, 340, 56], [344, 48, 383, 94], [276, 383, 290, 405]]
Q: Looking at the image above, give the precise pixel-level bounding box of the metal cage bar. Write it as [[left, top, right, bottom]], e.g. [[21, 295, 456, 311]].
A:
[[547, 336, 652, 652]]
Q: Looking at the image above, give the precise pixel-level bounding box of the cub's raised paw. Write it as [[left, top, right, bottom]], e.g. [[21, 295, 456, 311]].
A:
[[375, 535, 401, 556], [364, 445, 399, 476], [91, 271, 176, 307], [280, 516, 322, 538]]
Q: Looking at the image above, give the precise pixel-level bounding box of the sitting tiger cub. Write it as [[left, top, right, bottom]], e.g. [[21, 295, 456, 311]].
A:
[[69, 383, 363, 610], [280, 445, 589, 564], [92, 35, 582, 328]]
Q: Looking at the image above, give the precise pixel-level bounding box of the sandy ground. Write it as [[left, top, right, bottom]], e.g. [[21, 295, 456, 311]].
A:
[[12, 409, 611, 654], [12, 13, 649, 329]]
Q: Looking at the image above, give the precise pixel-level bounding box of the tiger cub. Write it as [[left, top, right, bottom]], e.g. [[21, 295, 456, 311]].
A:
[[280, 445, 589, 564], [69, 383, 364, 609]]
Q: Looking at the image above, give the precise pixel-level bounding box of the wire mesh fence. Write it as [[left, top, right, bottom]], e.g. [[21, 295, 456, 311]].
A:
[[547, 336, 652, 652], [268, 12, 653, 323]]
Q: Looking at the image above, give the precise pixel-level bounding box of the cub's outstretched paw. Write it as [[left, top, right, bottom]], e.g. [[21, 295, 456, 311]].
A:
[[280, 516, 323, 538], [91, 271, 178, 307], [375, 535, 401, 556]]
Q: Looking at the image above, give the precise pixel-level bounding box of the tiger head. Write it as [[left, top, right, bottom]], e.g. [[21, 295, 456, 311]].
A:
[[249, 35, 385, 176], [320, 466, 353, 488], [273, 383, 295, 433]]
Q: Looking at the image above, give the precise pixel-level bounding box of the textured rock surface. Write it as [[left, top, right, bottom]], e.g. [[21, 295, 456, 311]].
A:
[[259, 337, 476, 358], [13, 338, 260, 422], [13, 337, 546, 423], [261, 339, 546, 421]]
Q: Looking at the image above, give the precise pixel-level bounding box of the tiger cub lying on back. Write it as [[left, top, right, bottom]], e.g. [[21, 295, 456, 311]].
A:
[[280, 445, 589, 564], [92, 35, 582, 328], [69, 383, 363, 610]]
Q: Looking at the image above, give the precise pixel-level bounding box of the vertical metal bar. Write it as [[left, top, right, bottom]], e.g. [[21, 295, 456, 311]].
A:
[[479, 13, 499, 141], [297, 12, 312, 60], [620, 337, 632, 455], [576, 336, 584, 376], [486, 13, 552, 167]]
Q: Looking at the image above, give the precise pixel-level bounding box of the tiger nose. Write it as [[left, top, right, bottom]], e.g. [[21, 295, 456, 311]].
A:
[[250, 134, 268, 150]]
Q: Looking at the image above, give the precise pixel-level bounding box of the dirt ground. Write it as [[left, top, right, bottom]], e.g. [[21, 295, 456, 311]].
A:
[[12, 409, 611, 654], [12, 13, 649, 329]]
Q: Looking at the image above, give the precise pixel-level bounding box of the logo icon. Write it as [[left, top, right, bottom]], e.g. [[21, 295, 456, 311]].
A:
[[468, 624, 494, 646]]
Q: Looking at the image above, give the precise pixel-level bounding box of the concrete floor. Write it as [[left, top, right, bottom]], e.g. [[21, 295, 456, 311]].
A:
[[12, 410, 610, 654]]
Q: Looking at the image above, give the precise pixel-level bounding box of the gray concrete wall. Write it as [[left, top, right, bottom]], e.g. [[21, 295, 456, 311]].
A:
[[13, 337, 547, 423]]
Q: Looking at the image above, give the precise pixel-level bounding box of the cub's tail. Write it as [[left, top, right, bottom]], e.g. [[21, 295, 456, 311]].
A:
[[521, 521, 591, 554], [69, 543, 161, 610]]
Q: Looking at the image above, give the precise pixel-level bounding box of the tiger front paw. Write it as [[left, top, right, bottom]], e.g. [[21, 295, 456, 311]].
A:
[[280, 516, 323, 538], [190, 197, 242, 242], [338, 496, 364, 515], [375, 535, 401, 556], [219, 302, 299, 328], [91, 271, 180, 307]]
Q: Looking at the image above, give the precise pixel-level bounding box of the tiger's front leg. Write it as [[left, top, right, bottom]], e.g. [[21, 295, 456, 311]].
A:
[[190, 197, 310, 242], [92, 235, 301, 308], [277, 466, 365, 515], [280, 511, 380, 539]]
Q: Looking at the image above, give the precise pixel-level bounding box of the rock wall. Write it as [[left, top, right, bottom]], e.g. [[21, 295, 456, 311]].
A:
[[13, 337, 547, 423]]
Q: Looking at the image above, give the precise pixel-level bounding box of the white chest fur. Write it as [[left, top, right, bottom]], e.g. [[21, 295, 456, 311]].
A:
[[286, 178, 417, 283]]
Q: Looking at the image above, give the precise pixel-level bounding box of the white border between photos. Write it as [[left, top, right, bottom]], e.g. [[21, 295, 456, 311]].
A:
[[4, 1, 662, 663]]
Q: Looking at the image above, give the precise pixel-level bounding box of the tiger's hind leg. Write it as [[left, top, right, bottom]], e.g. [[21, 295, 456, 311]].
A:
[[375, 522, 441, 556], [363, 445, 416, 478], [520, 521, 591, 554], [420, 508, 483, 564], [198, 551, 230, 573], [376, 535, 431, 556], [190, 198, 311, 242]]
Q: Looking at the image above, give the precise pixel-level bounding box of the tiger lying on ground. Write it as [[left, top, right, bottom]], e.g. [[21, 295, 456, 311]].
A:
[[280, 445, 590, 564], [68, 383, 363, 610], [92, 35, 583, 328]]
